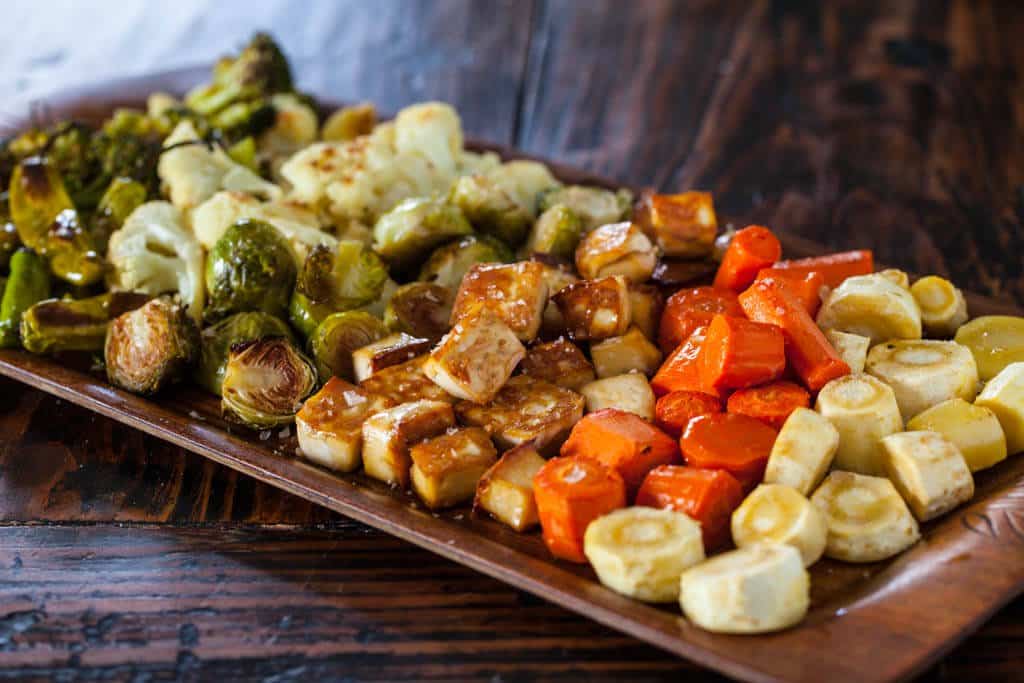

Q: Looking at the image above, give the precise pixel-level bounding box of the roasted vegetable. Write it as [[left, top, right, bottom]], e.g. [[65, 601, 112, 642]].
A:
[[0, 216, 20, 272], [881, 431, 974, 522], [310, 311, 388, 381], [195, 311, 294, 395], [321, 103, 377, 142], [296, 240, 388, 319], [450, 161, 560, 245], [816, 273, 922, 344], [538, 185, 632, 232], [418, 235, 512, 289], [20, 291, 149, 354], [864, 339, 979, 420], [221, 336, 317, 428], [731, 484, 827, 567], [815, 374, 903, 476], [384, 282, 453, 340], [372, 196, 472, 269], [954, 315, 1024, 381], [975, 362, 1024, 454], [91, 178, 147, 251], [764, 407, 839, 495], [0, 249, 51, 347], [205, 219, 297, 321], [575, 221, 657, 282], [906, 398, 1007, 473], [524, 204, 583, 259], [910, 275, 968, 337], [105, 296, 199, 394]]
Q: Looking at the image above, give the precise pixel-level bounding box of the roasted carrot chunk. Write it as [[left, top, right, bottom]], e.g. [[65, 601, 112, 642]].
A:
[[533, 455, 627, 563], [739, 278, 850, 391], [560, 408, 680, 496], [655, 391, 723, 438], [772, 249, 874, 288], [636, 465, 744, 549], [753, 268, 825, 316], [657, 286, 743, 354], [650, 325, 720, 398], [698, 314, 786, 391], [713, 225, 782, 292], [680, 413, 778, 491], [726, 380, 810, 429]]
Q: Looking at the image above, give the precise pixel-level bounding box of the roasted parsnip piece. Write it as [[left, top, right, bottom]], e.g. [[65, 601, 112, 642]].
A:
[[679, 544, 810, 634], [731, 484, 828, 567], [823, 329, 870, 374], [456, 375, 584, 455], [359, 356, 455, 405], [865, 339, 979, 420], [626, 284, 664, 341], [910, 275, 967, 337], [816, 273, 922, 344], [423, 308, 525, 403], [580, 373, 656, 420], [574, 222, 657, 283], [410, 427, 497, 509], [906, 398, 1007, 472], [450, 261, 548, 341], [352, 333, 432, 382], [810, 471, 920, 563], [877, 268, 910, 290], [634, 190, 717, 258], [474, 444, 547, 531], [296, 377, 394, 472], [552, 275, 632, 341], [585, 507, 705, 603], [590, 326, 663, 378], [362, 399, 455, 487], [764, 408, 840, 495], [815, 374, 903, 476], [519, 337, 596, 391], [975, 362, 1024, 454], [881, 431, 974, 522], [955, 316, 1024, 381]]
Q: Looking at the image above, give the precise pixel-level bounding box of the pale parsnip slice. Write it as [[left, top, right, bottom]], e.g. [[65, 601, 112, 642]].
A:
[[765, 408, 839, 495], [910, 275, 968, 337], [881, 431, 974, 522], [865, 339, 979, 421], [906, 398, 1007, 472], [815, 374, 903, 476], [975, 362, 1024, 454], [823, 329, 870, 374], [731, 484, 827, 567], [580, 373, 656, 420], [816, 273, 921, 344]]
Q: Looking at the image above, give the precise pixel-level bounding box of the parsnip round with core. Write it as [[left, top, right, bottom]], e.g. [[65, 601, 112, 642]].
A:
[[906, 398, 1007, 472], [815, 374, 903, 476], [865, 340, 979, 421], [816, 273, 922, 344], [910, 276, 967, 337], [731, 484, 827, 566], [880, 431, 974, 522]]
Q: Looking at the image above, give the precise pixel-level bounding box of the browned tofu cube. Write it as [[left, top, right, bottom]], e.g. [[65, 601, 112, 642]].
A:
[[296, 377, 394, 472], [574, 221, 657, 282], [352, 333, 432, 382], [627, 284, 664, 341], [474, 444, 547, 531], [520, 337, 596, 391], [423, 308, 525, 403], [551, 275, 632, 341], [456, 375, 584, 455], [590, 326, 663, 378], [634, 190, 717, 258], [410, 427, 498, 509], [362, 400, 455, 487], [360, 356, 456, 405], [538, 262, 579, 338], [450, 261, 548, 341]]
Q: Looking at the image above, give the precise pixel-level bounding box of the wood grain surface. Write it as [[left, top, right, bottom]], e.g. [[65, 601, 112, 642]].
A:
[[0, 1, 1022, 681]]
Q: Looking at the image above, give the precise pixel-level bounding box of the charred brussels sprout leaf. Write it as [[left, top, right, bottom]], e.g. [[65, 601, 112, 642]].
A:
[[384, 282, 453, 340], [205, 218, 297, 321], [20, 291, 150, 354], [418, 235, 512, 289], [221, 336, 316, 428], [0, 249, 51, 347], [105, 297, 199, 394], [310, 311, 387, 381], [288, 289, 334, 340], [538, 185, 633, 232], [195, 311, 294, 396], [297, 240, 388, 312], [372, 196, 472, 269], [524, 204, 583, 260]]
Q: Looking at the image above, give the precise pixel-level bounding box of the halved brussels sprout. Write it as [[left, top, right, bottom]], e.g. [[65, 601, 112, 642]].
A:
[[538, 185, 632, 232], [0, 217, 20, 272], [524, 204, 583, 259], [310, 310, 387, 381], [449, 174, 532, 246], [296, 240, 388, 312], [105, 296, 199, 394], [221, 337, 317, 428], [92, 178, 147, 251], [384, 282, 453, 340], [205, 218, 297, 321], [419, 235, 512, 289], [195, 311, 294, 396], [0, 249, 50, 348], [20, 291, 150, 354], [373, 196, 473, 268]]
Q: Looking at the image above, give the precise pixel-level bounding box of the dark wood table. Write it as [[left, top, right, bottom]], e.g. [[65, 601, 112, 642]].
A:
[[1, 1, 1022, 680]]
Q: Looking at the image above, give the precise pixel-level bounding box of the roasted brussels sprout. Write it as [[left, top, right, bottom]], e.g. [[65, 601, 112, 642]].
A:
[[205, 218, 297, 321], [105, 297, 199, 394], [297, 240, 388, 312], [538, 185, 632, 232], [418, 235, 512, 289], [195, 311, 294, 396], [91, 177, 147, 250], [0, 249, 51, 347], [221, 336, 317, 428], [185, 33, 294, 121], [372, 196, 473, 269], [321, 103, 377, 142], [449, 174, 532, 246], [20, 291, 150, 354], [310, 311, 388, 381], [524, 204, 583, 259], [0, 216, 20, 272], [384, 282, 453, 340]]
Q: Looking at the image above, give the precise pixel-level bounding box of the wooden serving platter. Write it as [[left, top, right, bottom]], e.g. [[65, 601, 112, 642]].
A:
[[1, 71, 1023, 683]]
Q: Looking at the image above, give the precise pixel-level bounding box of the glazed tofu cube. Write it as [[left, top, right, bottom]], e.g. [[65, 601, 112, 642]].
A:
[[360, 356, 456, 405], [352, 333, 432, 382], [520, 337, 596, 391], [881, 431, 974, 522], [450, 261, 548, 341], [552, 275, 632, 341], [634, 190, 717, 258], [590, 326, 663, 378], [410, 427, 498, 509], [456, 375, 585, 455], [362, 400, 455, 487], [538, 263, 579, 338], [627, 284, 664, 341], [474, 444, 547, 531], [296, 378, 394, 472], [574, 221, 657, 282], [423, 309, 525, 403], [580, 373, 656, 420]]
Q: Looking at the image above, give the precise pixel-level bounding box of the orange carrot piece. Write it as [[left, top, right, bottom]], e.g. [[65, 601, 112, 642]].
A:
[[680, 413, 778, 491], [754, 268, 825, 316], [726, 380, 810, 429], [655, 391, 723, 438], [560, 408, 680, 496], [772, 249, 874, 288], [698, 314, 786, 391], [651, 325, 720, 398], [636, 465, 744, 549], [739, 278, 851, 391], [713, 225, 782, 292], [658, 286, 743, 354], [533, 455, 627, 563]]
